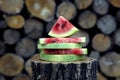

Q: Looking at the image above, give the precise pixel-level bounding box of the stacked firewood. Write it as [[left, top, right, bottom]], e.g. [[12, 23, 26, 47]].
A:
[[0, 0, 120, 80]]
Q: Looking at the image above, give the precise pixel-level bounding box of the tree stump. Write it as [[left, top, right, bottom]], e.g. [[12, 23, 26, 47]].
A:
[[31, 57, 97, 80]]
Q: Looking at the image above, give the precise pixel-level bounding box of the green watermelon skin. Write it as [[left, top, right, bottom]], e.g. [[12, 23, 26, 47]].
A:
[[40, 53, 84, 62], [38, 43, 82, 49], [39, 37, 86, 44], [48, 16, 79, 38], [42, 48, 87, 55]]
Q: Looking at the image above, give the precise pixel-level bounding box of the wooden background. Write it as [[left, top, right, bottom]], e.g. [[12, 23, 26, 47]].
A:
[[0, 0, 120, 80]]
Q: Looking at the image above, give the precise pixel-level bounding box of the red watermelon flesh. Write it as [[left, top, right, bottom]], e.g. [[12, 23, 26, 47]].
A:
[[42, 49, 87, 55], [39, 37, 86, 44], [48, 16, 79, 38]]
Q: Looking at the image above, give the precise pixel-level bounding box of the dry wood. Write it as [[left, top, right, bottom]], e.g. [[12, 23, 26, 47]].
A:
[[0, 75, 6, 80], [46, 19, 56, 33], [113, 29, 120, 46], [56, 1, 76, 20], [15, 38, 36, 58], [97, 73, 107, 80], [25, 54, 39, 77], [99, 52, 120, 77], [0, 0, 24, 14], [75, 0, 93, 10], [97, 15, 116, 34], [25, 0, 56, 22], [78, 10, 97, 29], [0, 20, 7, 29], [0, 53, 24, 76], [31, 57, 97, 80], [3, 29, 20, 45], [70, 30, 90, 47], [93, 0, 109, 15], [12, 74, 31, 80], [24, 19, 44, 39], [0, 41, 5, 55], [92, 33, 112, 52], [4, 15, 25, 29], [108, 0, 120, 8]]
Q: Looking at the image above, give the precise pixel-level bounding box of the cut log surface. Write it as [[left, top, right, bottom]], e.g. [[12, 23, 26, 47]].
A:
[[116, 77, 120, 80], [4, 15, 25, 29], [108, 0, 120, 8], [56, 1, 76, 20], [46, 19, 56, 33], [15, 38, 36, 58], [97, 73, 107, 80], [92, 33, 112, 52], [93, 0, 109, 15], [75, 0, 93, 10], [12, 74, 31, 80], [25, 0, 56, 22], [89, 51, 100, 60], [99, 52, 120, 77], [0, 41, 5, 55], [31, 57, 97, 80], [70, 30, 90, 47], [24, 19, 44, 39], [97, 15, 116, 34], [113, 29, 120, 46], [0, 0, 24, 14], [0, 53, 24, 76], [3, 29, 20, 45], [78, 10, 97, 29]]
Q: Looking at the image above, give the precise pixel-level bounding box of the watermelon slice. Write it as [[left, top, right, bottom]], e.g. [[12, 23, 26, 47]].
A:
[[40, 53, 84, 62], [38, 43, 82, 49], [39, 37, 86, 44], [42, 48, 87, 55], [48, 16, 79, 38]]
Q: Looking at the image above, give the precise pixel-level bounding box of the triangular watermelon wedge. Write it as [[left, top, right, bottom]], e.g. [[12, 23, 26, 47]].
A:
[[48, 16, 79, 38]]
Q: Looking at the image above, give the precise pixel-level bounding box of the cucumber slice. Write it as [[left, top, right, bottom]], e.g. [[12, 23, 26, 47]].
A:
[[40, 53, 84, 62], [38, 43, 82, 49]]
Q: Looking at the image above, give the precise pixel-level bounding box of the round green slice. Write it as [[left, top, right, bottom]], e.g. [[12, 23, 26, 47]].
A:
[[40, 53, 84, 62], [38, 43, 82, 49]]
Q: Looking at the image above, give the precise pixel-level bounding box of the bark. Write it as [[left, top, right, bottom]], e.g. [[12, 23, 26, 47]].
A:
[[31, 57, 97, 80]]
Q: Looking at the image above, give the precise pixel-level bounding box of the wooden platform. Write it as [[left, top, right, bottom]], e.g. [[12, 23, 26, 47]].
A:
[[31, 57, 97, 80]]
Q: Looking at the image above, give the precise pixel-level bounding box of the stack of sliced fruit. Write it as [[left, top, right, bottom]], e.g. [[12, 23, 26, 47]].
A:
[[38, 16, 88, 62]]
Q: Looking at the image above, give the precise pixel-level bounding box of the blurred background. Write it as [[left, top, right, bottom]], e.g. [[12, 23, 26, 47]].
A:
[[0, 0, 120, 80]]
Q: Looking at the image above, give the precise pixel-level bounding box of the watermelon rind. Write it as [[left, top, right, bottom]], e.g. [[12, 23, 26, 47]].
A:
[[40, 48, 88, 55], [38, 43, 82, 49], [48, 26, 79, 38], [39, 37, 86, 44], [40, 53, 84, 62]]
